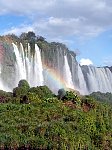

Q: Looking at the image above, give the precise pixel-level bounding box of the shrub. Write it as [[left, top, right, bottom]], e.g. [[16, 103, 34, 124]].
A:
[[26, 92, 41, 104], [0, 90, 12, 103], [81, 96, 97, 109], [13, 80, 30, 100], [13, 87, 28, 98], [44, 97, 59, 103], [18, 80, 30, 90], [58, 90, 81, 105], [20, 95, 29, 104], [28, 86, 53, 100], [57, 88, 66, 99], [64, 91, 80, 102]]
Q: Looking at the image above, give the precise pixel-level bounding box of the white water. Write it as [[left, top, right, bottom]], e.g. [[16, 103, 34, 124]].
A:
[[0, 42, 112, 95], [77, 65, 88, 94], [33, 44, 44, 86], [64, 55, 74, 89], [87, 66, 112, 93], [12, 43, 44, 87], [12, 43, 26, 81]]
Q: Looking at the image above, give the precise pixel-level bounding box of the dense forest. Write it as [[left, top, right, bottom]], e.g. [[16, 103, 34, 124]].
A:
[[0, 80, 112, 150]]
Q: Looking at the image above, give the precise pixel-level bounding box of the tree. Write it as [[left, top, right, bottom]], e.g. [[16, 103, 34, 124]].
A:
[[28, 86, 53, 100], [18, 80, 30, 89], [58, 88, 66, 99], [13, 80, 30, 98], [19, 32, 28, 40], [7, 34, 19, 41], [37, 36, 46, 42], [27, 31, 36, 40], [20, 31, 36, 41]]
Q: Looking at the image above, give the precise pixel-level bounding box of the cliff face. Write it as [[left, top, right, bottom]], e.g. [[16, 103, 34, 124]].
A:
[[0, 38, 79, 93], [38, 41, 78, 93], [0, 41, 16, 90], [0, 36, 112, 94]]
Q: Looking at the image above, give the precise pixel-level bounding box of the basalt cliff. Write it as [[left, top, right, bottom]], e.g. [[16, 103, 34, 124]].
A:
[[0, 33, 112, 94]]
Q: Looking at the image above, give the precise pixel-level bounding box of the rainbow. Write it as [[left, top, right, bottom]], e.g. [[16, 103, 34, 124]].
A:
[[43, 64, 75, 92]]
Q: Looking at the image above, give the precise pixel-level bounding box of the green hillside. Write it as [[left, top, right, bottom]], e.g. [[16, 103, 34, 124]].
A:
[[0, 80, 112, 150]]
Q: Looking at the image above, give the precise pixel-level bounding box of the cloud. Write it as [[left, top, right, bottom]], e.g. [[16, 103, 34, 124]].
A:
[[3, 24, 34, 36], [103, 57, 112, 66], [0, 0, 54, 15], [3, 17, 104, 40], [1, 0, 112, 39], [34, 17, 104, 38], [80, 58, 93, 66]]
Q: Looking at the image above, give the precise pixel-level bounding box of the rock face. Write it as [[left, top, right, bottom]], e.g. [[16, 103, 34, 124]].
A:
[[40, 42, 76, 92], [0, 38, 112, 95], [0, 42, 16, 90]]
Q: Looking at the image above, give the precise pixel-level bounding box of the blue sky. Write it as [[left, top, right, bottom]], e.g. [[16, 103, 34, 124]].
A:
[[0, 0, 112, 66]]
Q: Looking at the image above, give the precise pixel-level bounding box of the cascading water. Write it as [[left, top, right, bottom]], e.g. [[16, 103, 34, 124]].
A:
[[34, 44, 44, 86], [12, 43, 27, 81], [63, 55, 74, 89], [0, 41, 112, 95], [12, 43, 44, 87], [77, 64, 88, 94], [87, 66, 112, 93]]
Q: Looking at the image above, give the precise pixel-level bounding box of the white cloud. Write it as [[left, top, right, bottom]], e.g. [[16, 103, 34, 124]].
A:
[[1, 0, 112, 39], [0, 0, 54, 15], [80, 58, 93, 66], [103, 57, 112, 66], [3, 25, 34, 36], [34, 17, 104, 38]]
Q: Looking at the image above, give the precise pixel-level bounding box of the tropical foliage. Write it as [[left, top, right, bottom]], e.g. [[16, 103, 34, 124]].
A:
[[0, 80, 112, 150]]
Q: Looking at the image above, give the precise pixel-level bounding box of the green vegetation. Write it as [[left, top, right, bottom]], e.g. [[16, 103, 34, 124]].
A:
[[0, 80, 112, 150], [13, 80, 30, 95], [90, 91, 112, 104], [0, 90, 12, 103], [29, 85, 53, 100]]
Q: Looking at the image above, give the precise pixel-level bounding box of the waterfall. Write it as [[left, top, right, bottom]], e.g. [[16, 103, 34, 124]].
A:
[[0, 42, 112, 95], [87, 66, 112, 93], [12, 43, 44, 87], [64, 55, 74, 89], [77, 64, 88, 94], [71, 55, 76, 84], [33, 44, 44, 86], [12, 43, 27, 81]]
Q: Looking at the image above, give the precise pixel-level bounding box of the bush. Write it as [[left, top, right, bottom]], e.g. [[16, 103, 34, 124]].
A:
[[64, 91, 80, 102], [44, 97, 59, 103], [58, 90, 81, 104], [81, 96, 97, 109], [57, 88, 66, 99], [0, 90, 12, 103], [26, 92, 41, 104], [13, 87, 28, 98], [90, 92, 112, 104], [18, 80, 30, 89], [13, 80, 30, 99], [28, 86, 53, 100], [13, 81, 30, 104]]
